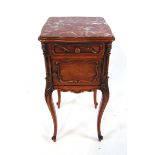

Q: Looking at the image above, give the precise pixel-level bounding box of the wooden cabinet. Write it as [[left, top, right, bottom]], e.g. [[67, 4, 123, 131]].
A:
[[38, 17, 115, 142]]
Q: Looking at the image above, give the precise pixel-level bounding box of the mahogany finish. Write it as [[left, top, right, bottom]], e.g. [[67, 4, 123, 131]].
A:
[[38, 17, 115, 142]]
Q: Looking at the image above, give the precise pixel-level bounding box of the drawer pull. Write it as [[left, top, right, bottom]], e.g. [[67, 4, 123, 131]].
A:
[[92, 49, 97, 53], [75, 48, 81, 53]]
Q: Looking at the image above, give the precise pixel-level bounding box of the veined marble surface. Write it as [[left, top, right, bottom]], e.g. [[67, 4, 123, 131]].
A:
[[40, 17, 114, 38]]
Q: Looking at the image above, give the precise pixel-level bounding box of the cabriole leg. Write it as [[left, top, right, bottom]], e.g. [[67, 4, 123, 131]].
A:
[[45, 87, 57, 142], [93, 90, 98, 109], [57, 90, 61, 109], [97, 80, 109, 141]]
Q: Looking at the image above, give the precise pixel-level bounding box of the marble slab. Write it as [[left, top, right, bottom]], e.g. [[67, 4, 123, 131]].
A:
[[39, 17, 115, 41]]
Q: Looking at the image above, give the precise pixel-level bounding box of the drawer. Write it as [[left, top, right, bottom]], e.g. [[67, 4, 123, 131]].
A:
[[48, 42, 104, 55], [52, 59, 101, 86]]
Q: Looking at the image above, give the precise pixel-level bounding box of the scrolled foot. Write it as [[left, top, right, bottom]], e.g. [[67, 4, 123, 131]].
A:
[[98, 134, 103, 141], [51, 135, 56, 142]]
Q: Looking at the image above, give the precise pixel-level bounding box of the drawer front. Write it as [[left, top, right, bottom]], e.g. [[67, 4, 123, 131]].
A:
[[49, 43, 104, 55], [52, 60, 101, 86]]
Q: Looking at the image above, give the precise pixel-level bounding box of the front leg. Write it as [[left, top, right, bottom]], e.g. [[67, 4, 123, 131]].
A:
[[45, 86, 57, 142], [57, 90, 61, 109], [93, 90, 98, 109], [97, 79, 109, 141]]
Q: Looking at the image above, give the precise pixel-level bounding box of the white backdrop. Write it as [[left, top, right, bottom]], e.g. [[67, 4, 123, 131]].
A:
[[0, 0, 155, 155]]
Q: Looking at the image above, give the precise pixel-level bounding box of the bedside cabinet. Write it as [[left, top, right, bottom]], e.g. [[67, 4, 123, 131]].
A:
[[38, 17, 115, 142]]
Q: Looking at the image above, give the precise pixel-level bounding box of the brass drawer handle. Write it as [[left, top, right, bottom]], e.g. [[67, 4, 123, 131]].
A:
[[75, 48, 80, 53]]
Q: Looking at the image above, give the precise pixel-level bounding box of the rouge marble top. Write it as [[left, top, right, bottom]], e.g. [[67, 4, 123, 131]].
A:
[[38, 17, 115, 42]]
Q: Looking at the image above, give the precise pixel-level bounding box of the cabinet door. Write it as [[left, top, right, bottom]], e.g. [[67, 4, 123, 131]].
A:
[[52, 59, 101, 86]]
